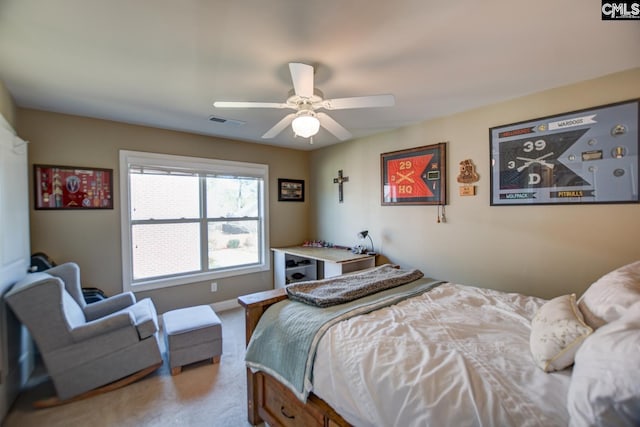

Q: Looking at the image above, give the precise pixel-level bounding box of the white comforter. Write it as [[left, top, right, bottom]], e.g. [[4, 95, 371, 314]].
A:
[[312, 283, 572, 427]]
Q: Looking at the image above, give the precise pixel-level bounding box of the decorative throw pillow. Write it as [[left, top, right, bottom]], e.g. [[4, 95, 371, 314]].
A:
[[567, 302, 640, 427], [529, 294, 593, 372], [578, 260, 640, 329]]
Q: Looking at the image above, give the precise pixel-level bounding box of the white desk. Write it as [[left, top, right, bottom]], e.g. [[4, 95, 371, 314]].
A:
[[272, 246, 376, 289]]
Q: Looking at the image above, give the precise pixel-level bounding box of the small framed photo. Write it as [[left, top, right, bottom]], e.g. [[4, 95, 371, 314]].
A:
[[34, 164, 113, 210], [381, 143, 447, 205], [278, 178, 305, 202]]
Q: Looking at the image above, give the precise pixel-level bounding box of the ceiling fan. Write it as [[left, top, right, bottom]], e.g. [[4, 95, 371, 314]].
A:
[[213, 63, 395, 142]]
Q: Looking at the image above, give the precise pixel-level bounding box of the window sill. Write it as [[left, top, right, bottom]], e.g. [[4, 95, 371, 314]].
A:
[[125, 264, 270, 292]]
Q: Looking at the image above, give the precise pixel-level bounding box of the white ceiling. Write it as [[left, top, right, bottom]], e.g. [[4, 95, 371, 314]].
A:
[[1, 0, 639, 150]]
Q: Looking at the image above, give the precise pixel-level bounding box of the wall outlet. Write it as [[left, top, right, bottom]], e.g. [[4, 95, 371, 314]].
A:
[[210, 282, 218, 292]]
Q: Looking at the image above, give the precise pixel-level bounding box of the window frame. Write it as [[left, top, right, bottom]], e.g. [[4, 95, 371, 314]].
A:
[[120, 150, 270, 292]]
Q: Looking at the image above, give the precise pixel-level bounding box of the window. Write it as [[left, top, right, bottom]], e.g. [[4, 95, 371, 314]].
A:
[[120, 151, 269, 291]]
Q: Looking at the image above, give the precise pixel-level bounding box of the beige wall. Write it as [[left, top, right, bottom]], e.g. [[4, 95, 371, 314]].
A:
[[11, 68, 640, 308], [0, 80, 15, 127], [16, 111, 310, 313], [310, 68, 640, 299]]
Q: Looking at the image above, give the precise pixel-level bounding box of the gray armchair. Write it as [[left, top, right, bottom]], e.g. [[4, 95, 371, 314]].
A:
[[5, 262, 162, 402]]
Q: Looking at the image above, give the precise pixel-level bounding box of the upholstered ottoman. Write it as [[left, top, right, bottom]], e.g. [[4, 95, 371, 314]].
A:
[[162, 305, 222, 375]]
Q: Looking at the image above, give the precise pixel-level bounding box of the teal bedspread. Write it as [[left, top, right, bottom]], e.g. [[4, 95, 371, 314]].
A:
[[245, 276, 443, 401]]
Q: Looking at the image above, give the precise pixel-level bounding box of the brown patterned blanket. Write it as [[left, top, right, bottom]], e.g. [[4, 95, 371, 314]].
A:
[[285, 264, 424, 307]]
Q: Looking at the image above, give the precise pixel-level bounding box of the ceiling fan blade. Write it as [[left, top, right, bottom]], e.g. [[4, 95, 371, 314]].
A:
[[214, 101, 289, 109], [321, 94, 395, 110], [289, 63, 314, 98], [317, 112, 352, 141], [262, 113, 295, 139]]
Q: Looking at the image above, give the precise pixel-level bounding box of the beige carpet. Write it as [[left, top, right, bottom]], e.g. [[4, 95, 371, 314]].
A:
[[3, 307, 260, 427]]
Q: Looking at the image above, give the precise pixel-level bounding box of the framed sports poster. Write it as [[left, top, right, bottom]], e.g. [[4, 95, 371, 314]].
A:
[[34, 165, 113, 210], [381, 143, 447, 205], [490, 99, 639, 206]]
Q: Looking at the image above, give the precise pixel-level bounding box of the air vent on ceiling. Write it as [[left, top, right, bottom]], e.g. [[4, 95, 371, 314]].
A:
[[208, 115, 245, 126]]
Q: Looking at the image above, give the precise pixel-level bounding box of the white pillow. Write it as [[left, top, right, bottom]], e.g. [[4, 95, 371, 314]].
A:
[[567, 302, 640, 427], [578, 260, 640, 329], [530, 294, 592, 372]]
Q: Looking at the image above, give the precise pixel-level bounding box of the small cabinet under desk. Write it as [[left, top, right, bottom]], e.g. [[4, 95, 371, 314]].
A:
[[280, 253, 318, 285], [272, 246, 376, 289]]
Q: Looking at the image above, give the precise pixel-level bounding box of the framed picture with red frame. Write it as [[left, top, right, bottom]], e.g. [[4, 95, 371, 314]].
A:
[[381, 143, 447, 205], [34, 164, 113, 210]]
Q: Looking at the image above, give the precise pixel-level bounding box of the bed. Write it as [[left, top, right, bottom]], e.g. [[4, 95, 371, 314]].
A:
[[238, 261, 640, 427]]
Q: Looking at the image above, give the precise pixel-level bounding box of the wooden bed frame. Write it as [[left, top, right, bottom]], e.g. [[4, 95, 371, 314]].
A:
[[238, 288, 351, 427]]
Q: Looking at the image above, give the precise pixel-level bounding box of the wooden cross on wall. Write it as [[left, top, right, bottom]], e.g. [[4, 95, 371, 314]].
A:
[[333, 170, 349, 203]]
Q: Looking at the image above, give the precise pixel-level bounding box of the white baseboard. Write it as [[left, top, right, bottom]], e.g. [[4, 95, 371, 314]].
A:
[[211, 299, 240, 313]]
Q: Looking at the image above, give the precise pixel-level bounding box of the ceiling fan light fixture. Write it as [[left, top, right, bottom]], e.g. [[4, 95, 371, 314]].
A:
[[213, 63, 394, 142], [292, 113, 320, 138]]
